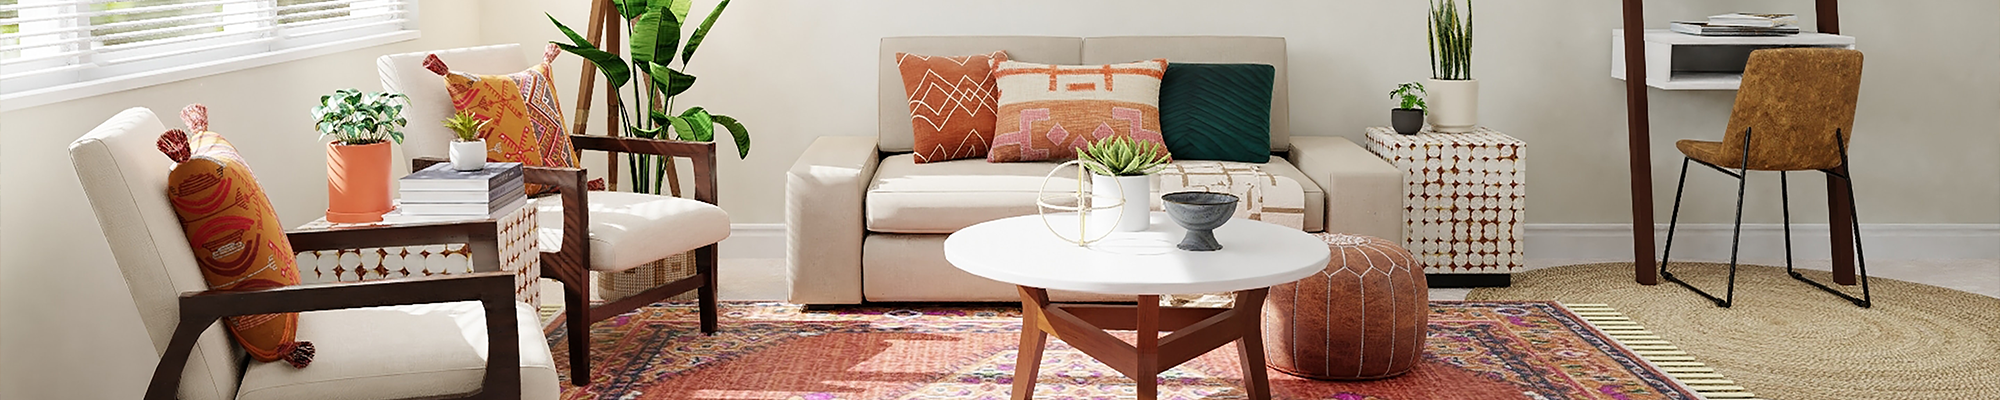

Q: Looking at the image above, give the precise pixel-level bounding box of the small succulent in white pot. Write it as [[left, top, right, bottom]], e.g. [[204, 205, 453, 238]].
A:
[[1078, 136, 1172, 232], [441, 111, 490, 171]]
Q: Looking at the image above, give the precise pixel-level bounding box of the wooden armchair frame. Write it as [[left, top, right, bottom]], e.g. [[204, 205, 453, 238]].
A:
[[417, 134, 719, 387], [146, 221, 524, 400]]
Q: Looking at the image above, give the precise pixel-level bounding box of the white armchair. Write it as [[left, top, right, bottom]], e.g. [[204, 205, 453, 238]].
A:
[[69, 107, 560, 399]]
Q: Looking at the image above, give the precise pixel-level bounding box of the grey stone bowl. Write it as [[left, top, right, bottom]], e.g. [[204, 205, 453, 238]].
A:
[[1161, 191, 1239, 251]]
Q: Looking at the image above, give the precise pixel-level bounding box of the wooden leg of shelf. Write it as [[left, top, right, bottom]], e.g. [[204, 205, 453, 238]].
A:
[[1828, 168, 1857, 285]]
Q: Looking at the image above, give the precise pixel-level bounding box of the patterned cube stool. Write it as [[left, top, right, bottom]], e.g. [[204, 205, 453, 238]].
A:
[[1364, 126, 1525, 286], [294, 205, 541, 309], [1262, 233, 1427, 380]]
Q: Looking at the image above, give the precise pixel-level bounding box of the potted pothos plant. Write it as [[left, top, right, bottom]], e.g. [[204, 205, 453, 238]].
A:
[[441, 111, 490, 171], [1427, 0, 1477, 133], [312, 89, 408, 223], [548, 0, 749, 196], [1078, 136, 1171, 232], [1390, 82, 1427, 135]]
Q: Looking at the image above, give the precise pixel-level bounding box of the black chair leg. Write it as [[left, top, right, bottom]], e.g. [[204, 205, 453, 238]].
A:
[[1663, 127, 1754, 308], [1659, 158, 1690, 283], [1788, 128, 1873, 308]]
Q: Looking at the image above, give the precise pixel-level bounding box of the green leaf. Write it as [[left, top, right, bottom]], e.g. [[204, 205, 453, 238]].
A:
[[666, 115, 693, 141], [627, 125, 664, 139], [648, 63, 696, 97], [681, 0, 730, 64], [712, 114, 750, 158], [676, 107, 714, 142], [627, 1, 679, 65], [554, 42, 630, 90], [548, 13, 596, 49], [668, 0, 691, 24], [648, 109, 672, 128], [612, 0, 645, 21], [388, 129, 404, 144]]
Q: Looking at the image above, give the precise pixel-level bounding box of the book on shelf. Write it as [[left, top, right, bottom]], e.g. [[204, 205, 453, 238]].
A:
[[399, 192, 527, 216], [399, 179, 524, 204], [400, 162, 524, 192], [1670, 21, 1801, 36], [1706, 13, 1797, 28]]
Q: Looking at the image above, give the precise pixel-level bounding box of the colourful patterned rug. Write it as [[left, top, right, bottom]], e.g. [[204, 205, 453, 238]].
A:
[[549, 301, 1703, 400]]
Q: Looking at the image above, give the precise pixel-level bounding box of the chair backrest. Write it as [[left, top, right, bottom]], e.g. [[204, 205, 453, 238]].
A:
[[377, 44, 529, 174], [1082, 36, 1291, 153], [1722, 48, 1864, 171], [69, 108, 245, 400]]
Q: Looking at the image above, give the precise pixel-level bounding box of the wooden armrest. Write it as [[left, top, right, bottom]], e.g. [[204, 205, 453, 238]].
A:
[[146, 272, 521, 400], [287, 220, 503, 273], [521, 166, 589, 281], [567, 135, 718, 205]]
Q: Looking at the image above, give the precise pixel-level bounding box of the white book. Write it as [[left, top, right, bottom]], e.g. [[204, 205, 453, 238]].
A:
[[398, 193, 527, 216], [1707, 13, 1797, 28]]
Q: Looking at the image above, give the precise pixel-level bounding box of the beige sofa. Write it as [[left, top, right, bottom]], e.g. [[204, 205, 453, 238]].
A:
[[787, 36, 1402, 304]]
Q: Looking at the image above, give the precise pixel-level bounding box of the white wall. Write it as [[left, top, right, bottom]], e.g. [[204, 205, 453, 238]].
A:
[[1, 1, 1994, 399], [0, 1, 484, 398], [489, 0, 1998, 226]]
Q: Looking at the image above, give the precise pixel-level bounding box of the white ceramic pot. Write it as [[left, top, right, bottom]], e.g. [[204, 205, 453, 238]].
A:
[[1091, 174, 1152, 232], [1426, 78, 1479, 133], [449, 139, 486, 171]]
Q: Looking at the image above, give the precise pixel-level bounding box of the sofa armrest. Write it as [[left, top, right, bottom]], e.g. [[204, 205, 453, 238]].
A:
[[786, 136, 880, 304], [1288, 136, 1404, 243]]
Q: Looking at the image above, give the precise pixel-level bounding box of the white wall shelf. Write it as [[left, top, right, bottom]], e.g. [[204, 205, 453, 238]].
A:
[[1612, 29, 1856, 90]]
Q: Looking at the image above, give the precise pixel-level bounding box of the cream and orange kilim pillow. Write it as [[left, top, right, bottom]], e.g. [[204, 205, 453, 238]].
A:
[[896, 50, 1009, 163], [425, 44, 588, 194], [157, 104, 315, 368], [988, 58, 1170, 162]]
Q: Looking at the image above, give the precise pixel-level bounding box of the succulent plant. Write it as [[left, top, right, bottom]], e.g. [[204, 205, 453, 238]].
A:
[[441, 111, 489, 143], [1391, 81, 1427, 111], [1429, 0, 1473, 80], [1079, 136, 1171, 177]]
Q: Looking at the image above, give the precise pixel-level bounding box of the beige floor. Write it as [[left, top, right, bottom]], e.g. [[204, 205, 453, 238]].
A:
[[543, 257, 1998, 305]]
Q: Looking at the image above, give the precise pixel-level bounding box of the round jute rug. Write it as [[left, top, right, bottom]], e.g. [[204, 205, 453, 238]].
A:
[[1467, 263, 2000, 400]]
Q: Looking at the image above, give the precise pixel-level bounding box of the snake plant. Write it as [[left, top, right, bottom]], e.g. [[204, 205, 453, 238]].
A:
[[1428, 0, 1473, 80]]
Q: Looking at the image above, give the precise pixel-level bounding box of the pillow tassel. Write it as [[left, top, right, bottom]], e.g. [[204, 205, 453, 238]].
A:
[[422, 54, 449, 76], [277, 341, 315, 368], [542, 43, 561, 64], [180, 104, 209, 133], [156, 129, 192, 163]]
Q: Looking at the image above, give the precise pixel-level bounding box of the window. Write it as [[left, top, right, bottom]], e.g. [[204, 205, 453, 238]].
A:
[[0, 0, 416, 110]]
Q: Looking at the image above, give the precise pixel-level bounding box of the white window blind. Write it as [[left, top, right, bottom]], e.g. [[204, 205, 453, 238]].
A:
[[0, 0, 415, 107]]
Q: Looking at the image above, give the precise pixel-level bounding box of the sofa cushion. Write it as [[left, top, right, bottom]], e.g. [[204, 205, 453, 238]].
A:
[[1158, 63, 1275, 163], [880, 36, 1084, 153], [1083, 36, 1290, 153], [895, 50, 1009, 163], [865, 153, 1324, 233], [236, 301, 559, 400], [988, 58, 1169, 163], [534, 191, 730, 272]]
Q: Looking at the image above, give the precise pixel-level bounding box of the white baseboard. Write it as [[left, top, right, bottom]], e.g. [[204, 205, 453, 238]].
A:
[[722, 223, 2000, 262]]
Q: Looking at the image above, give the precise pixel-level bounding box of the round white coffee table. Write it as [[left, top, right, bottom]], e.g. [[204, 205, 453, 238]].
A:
[[944, 213, 1331, 400]]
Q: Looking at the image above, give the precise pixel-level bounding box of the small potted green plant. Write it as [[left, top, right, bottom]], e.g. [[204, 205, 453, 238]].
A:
[[1390, 82, 1427, 135], [1078, 136, 1171, 232], [311, 88, 407, 223], [441, 111, 490, 171]]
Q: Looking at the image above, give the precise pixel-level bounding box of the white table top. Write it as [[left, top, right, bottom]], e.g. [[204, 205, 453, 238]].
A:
[[944, 213, 1331, 295]]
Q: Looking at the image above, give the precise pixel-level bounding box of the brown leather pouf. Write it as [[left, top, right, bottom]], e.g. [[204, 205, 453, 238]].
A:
[[1262, 233, 1428, 380]]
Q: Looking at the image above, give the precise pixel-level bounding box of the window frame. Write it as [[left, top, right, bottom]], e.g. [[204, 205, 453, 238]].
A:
[[0, 0, 418, 112]]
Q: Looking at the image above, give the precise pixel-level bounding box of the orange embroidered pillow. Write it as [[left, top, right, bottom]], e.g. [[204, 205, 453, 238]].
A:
[[988, 59, 1171, 162], [425, 44, 580, 194], [156, 105, 314, 368], [896, 50, 1008, 163]]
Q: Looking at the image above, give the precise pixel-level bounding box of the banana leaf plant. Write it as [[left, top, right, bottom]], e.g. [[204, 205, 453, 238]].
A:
[[549, 0, 747, 195]]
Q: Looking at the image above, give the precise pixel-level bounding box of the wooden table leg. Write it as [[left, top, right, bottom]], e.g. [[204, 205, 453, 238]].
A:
[[1234, 289, 1272, 400], [1828, 168, 1857, 285], [1013, 286, 1051, 400], [1136, 295, 1160, 400]]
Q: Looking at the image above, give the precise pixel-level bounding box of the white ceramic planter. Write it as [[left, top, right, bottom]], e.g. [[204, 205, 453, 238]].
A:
[[449, 139, 486, 171], [1091, 174, 1152, 232], [1426, 78, 1479, 133]]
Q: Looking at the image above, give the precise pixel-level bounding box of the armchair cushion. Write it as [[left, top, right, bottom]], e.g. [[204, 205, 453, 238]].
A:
[[534, 192, 730, 272], [160, 106, 314, 368], [425, 44, 577, 195], [235, 301, 558, 400]]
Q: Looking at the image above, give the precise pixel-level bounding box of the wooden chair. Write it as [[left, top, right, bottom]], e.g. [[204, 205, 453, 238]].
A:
[[1660, 48, 1870, 308], [377, 44, 728, 386], [69, 108, 560, 400]]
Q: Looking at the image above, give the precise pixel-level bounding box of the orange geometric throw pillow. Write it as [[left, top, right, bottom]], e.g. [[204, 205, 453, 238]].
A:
[[425, 44, 585, 194], [989, 59, 1170, 163], [896, 50, 1009, 163], [156, 104, 315, 368]]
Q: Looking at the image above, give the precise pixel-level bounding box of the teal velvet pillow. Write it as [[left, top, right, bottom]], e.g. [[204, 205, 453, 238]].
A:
[[1159, 63, 1275, 163]]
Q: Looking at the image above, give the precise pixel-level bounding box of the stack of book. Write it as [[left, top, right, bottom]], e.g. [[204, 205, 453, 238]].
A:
[[398, 162, 527, 216], [1671, 13, 1801, 36]]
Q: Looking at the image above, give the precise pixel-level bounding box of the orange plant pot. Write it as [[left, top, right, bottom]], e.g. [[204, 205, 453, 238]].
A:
[[325, 141, 394, 223]]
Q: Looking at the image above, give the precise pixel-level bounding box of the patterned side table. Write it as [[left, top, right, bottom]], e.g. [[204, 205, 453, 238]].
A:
[[1364, 126, 1524, 287], [292, 205, 541, 308]]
